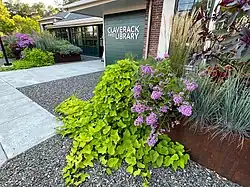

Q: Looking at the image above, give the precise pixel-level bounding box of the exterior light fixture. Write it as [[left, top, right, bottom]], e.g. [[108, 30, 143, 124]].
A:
[[0, 36, 12, 66]]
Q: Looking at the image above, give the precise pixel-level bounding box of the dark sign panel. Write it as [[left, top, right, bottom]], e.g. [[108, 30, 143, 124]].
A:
[[104, 10, 145, 65]]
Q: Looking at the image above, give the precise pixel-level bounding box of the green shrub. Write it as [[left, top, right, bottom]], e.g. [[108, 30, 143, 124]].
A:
[[13, 48, 54, 69], [56, 59, 190, 187], [34, 32, 82, 55], [0, 51, 3, 58]]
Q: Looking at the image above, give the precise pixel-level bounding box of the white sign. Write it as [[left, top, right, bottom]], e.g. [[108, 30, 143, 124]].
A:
[[107, 25, 140, 40]]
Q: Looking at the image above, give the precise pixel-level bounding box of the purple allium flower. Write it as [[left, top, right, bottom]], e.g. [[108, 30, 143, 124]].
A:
[[183, 80, 198, 91], [164, 52, 169, 58], [147, 130, 158, 146], [173, 94, 183, 105], [140, 65, 155, 75], [151, 90, 163, 100], [178, 105, 193, 117], [131, 103, 147, 113], [160, 106, 168, 113], [133, 83, 142, 98], [134, 116, 144, 126], [146, 112, 158, 126], [168, 92, 173, 97], [155, 56, 163, 61]]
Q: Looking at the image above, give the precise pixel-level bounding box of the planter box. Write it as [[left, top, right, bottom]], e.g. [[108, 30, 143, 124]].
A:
[[167, 124, 250, 187], [54, 54, 81, 63]]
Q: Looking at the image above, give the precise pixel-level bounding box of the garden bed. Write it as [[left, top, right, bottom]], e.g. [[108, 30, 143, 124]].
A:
[[54, 53, 81, 63], [167, 124, 250, 187]]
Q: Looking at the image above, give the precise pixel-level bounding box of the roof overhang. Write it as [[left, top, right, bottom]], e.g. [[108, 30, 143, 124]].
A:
[[64, 0, 146, 17], [39, 17, 63, 22], [47, 17, 103, 29]]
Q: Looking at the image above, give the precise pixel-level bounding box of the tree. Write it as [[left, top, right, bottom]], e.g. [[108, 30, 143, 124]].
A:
[[12, 15, 40, 34], [0, 1, 15, 34], [4, 0, 59, 18], [63, 0, 79, 5]]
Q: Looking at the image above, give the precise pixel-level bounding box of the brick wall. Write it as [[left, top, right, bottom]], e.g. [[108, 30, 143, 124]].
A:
[[143, 0, 164, 58]]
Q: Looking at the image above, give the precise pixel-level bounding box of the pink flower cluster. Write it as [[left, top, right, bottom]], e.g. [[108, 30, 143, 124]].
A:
[[132, 61, 198, 146], [15, 33, 33, 50]]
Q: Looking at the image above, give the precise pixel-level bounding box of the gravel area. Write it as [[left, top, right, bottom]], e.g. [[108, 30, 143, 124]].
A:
[[8, 70, 241, 187], [0, 134, 241, 187], [18, 71, 103, 115]]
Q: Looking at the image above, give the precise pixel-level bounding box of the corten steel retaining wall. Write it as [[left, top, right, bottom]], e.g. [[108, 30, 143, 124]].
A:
[[167, 124, 250, 187], [143, 0, 164, 58]]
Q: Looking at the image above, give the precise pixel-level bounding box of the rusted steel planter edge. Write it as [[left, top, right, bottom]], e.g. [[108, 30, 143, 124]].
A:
[[167, 124, 250, 187]]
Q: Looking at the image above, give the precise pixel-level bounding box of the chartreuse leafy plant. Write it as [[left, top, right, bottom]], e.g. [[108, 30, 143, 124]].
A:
[[56, 59, 190, 187]]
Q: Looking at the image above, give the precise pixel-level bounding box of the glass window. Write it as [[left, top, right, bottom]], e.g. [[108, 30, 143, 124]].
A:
[[86, 26, 93, 37], [177, 0, 199, 12]]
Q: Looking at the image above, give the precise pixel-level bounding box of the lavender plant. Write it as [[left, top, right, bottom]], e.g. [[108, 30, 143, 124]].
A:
[[132, 57, 198, 146]]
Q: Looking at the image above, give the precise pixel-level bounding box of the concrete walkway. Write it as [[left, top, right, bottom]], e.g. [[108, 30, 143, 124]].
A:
[[0, 60, 104, 87], [0, 60, 104, 166]]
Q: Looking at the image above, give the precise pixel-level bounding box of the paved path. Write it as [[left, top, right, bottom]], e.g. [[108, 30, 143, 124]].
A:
[[0, 60, 104, 87], [0, 60, 104, 166]]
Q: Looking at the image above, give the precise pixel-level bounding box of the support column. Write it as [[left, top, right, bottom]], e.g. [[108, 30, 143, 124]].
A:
[[157, 0, 176, 58]]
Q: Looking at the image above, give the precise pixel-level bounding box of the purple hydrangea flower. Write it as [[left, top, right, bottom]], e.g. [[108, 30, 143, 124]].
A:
[[178, 105, 193, 116], [131, 103, 147, 113], [151, 90, 163, 100], [147, 130, 158, 146], [183, 80, 198, 91], [140, 65, 155, 75], [133, 83, 142, 98], [134, 116, 144, 126], [160, 106, 168, 113], [146, 112, 158, 126], [173, 94, 183, 105]]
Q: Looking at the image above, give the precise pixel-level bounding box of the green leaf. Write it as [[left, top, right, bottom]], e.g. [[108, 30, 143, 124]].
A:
[[82, 144, 92, 154], [178, 157, 185, 169], [107, 158, 119, 168], [134, 139, 141, 149], [100, 156, 107, 165], [183, 154, 190, 163], [143, 155, 151, 164], [137, 162, 145, 168], [125, 156, 136, 166], [106, 168, 112, 175], [103, 126, 111, 134], [172, 161, 179, 171], [107, 144, 116, 155], [171, 154, 179, 161], [96, 145, 107, 154], [163, 156, 172, 167], [111, 130, 121, 144], [117, 120, 127, 128], [133, 169, 141, 176], [116, 145, 126, 155], [149, 150, 159, 163], [168, 148, 176, 154], [126, 165, 134, 174], [156, 155, 164, 167]]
